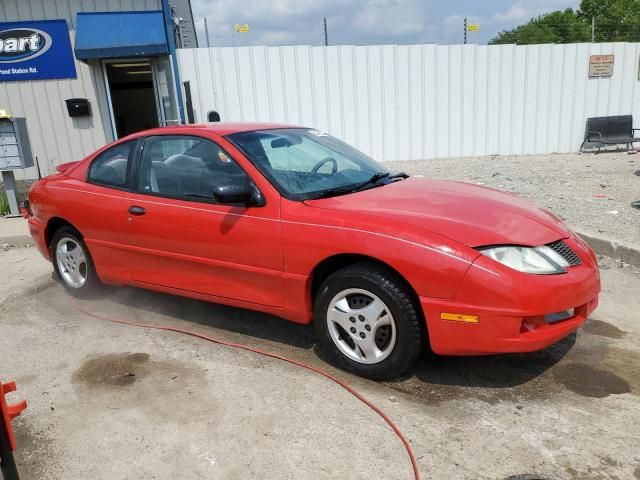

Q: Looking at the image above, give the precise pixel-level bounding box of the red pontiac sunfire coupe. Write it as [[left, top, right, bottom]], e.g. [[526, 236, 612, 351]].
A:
[[25, 123, 600, 379]]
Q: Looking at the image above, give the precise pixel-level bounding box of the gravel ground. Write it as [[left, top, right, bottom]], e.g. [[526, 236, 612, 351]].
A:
[[387, 151, 640, 246]]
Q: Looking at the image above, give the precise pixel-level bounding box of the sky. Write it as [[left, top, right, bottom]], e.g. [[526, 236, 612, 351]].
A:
[[190, 0, 581, 48]]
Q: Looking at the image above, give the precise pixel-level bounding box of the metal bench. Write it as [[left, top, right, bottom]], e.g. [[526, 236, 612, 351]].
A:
[[580, 115, 640, 153]]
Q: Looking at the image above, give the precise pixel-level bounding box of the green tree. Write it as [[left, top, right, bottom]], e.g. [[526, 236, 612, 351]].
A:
[[489, 0, 640, 45], [490, 9, 590, 45], [579, 0, 640, 42]]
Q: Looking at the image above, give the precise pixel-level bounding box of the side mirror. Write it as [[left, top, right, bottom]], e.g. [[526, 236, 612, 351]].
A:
[[213, 182, 264, 206]]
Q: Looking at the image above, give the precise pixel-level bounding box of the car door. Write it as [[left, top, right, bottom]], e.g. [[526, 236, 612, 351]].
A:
[[120, 134, 283, 307], [62, 140, 138, 282]]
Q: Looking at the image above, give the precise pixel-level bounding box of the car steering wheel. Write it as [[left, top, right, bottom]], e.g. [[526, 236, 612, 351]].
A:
[[311, 157, 338, 175]]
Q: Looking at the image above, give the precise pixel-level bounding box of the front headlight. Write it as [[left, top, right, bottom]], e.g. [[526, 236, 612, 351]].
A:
[[478, 245, 569, 275]]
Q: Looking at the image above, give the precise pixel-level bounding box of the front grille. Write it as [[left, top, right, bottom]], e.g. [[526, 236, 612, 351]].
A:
[[547, 240, 582, 266]]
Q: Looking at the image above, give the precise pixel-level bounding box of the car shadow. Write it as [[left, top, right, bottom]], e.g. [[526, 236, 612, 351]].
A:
[[395, 333, 577, 389], [100, 285, 316, 350], [90, 283, 577, 391]]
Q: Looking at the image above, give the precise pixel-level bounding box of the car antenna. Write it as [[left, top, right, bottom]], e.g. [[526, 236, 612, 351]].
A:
[[35, 156, 42, 179]]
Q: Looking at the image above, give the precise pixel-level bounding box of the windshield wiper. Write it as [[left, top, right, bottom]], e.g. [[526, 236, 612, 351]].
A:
[[307, 172, 409, 200], [365, 172, 409, 186], [349, 171, 409, 192]]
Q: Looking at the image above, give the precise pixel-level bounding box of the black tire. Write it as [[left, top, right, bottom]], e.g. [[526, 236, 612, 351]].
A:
[[51, 226, 101, 297], [313, 262, 424, 380]]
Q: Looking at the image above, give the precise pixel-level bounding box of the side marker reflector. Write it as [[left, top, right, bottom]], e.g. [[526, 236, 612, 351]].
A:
[[441, 312, 479, 323]]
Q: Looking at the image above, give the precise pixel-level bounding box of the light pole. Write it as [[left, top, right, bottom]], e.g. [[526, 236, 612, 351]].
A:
[[324, 17, 328, 46], [204, 17, 210, 47], [464, 17, 467, 44]]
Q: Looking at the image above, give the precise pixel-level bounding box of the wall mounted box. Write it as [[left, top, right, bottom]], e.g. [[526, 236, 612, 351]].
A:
[[65, 98, 91, 117], [0, 118, 33, 171]]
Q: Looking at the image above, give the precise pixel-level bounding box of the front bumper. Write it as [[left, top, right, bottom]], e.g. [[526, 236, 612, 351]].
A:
[[421, 235, 601, 355]]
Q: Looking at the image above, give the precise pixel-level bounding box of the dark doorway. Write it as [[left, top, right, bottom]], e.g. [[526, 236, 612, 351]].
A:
[[105, 62, 158, 138]]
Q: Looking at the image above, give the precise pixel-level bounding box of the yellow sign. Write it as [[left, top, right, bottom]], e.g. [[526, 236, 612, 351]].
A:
[[234, 23, 249, 33], [467, 23, 480, 32]]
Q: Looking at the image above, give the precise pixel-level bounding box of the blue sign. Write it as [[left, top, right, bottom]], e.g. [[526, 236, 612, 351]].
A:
[[0, 20, 76, 82]]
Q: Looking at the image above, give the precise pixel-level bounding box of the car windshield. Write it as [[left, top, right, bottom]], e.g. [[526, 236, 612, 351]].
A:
[[227, 128, 390, 200]]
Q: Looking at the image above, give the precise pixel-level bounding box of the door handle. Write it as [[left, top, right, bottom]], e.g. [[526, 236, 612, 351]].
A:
[[128, 205, 146, 216]]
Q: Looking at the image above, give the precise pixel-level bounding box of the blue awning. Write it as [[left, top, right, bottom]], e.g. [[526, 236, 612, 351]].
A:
[[74, 11, 168, 60]]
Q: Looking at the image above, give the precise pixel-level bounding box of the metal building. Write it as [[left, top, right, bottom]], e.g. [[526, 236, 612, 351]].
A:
[[0, 0, 197, 178]]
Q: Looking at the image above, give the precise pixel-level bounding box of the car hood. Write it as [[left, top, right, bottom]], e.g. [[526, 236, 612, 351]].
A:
[[304, 177, 569, 247]]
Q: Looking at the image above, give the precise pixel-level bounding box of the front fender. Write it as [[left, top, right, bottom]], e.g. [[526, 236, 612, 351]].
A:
[[281, 201, 478, 300]]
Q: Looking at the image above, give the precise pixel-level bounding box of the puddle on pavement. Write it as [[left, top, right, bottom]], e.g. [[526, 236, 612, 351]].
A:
[[582, 318, 627, 339], [603, 346, 640, 391], [73, 352, 152, 387], [72, 352, 210, 423], [551, 363, 631, 398]]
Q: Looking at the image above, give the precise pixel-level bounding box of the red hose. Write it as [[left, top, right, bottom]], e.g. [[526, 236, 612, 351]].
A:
[[71, 300, 421, 480]]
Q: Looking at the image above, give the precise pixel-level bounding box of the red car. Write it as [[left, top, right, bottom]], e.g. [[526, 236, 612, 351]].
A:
[[25, 123, 600, 379]]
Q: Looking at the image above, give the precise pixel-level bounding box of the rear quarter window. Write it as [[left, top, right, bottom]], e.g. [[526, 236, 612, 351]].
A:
[[88, 141, 135, 188]]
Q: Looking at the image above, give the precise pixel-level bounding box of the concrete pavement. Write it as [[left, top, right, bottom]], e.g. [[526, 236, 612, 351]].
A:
[[1, 245, 639, 479], [0, 216, 31, 248]]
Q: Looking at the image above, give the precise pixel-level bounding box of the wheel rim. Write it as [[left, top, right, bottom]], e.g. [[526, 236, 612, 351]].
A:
[[326, 288, 396, 365], [55, 237, 88, 289]]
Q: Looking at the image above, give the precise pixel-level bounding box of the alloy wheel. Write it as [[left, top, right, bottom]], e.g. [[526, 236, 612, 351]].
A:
[[326, 288, 396, 364], [55, 237, 88, 289]]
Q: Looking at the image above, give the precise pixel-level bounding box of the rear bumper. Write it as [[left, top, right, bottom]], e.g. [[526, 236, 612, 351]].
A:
[[27, 216, 51, 261], [422, 235, 601, 355]]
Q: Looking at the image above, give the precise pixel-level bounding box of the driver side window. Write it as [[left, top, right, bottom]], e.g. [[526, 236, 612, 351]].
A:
[[137, 135, 248, 202]]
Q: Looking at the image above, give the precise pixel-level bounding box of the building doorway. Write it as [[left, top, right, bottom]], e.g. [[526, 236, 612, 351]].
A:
[[103, 58, 181, 139], [104, 61, 158, 138]]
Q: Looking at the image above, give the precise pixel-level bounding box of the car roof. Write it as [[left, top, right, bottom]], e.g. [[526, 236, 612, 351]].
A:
[[122, 122, 304, 140]]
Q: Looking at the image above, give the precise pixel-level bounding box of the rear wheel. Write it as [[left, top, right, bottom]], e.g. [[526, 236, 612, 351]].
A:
[[314, 263, 424, 380], [51, 226, 100, 297]]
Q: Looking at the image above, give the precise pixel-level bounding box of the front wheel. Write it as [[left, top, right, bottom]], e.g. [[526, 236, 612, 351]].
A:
[[314, 263, 424, 380], [51, 226, 100, 297]]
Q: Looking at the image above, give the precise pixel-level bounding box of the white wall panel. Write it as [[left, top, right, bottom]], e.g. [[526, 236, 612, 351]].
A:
[[0, 0, 162, 178], [179, 42, 640, 161]]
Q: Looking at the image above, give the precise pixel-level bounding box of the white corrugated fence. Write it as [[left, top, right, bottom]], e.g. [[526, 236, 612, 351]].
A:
[[178, 42, 640, 161]]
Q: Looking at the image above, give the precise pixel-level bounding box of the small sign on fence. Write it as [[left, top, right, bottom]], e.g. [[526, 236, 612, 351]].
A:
[[588, 54, 614, 77], [234, 23, 249, 33]]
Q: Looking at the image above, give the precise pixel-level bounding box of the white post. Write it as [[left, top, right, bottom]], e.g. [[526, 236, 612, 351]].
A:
[[204, 17, 210, 47]]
